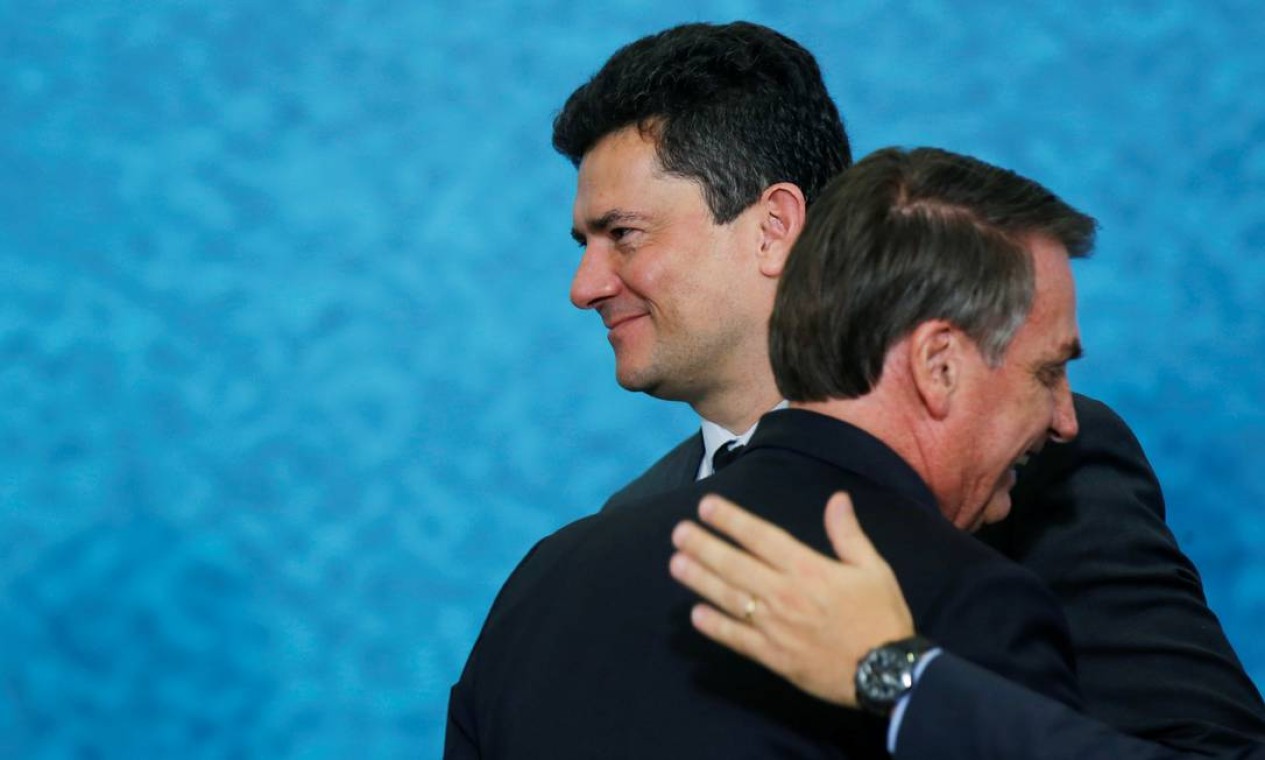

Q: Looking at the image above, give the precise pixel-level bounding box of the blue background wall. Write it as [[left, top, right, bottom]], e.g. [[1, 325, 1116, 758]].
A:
[[2, 1, 1262, 756]]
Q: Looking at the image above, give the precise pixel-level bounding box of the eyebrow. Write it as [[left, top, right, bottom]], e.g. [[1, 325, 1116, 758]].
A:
[[570, 209, 649, 244]]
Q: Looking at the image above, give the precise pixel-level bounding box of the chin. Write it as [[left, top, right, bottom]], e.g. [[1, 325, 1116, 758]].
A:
[[981, 491, 1013, 526], [614, 359, 653, 390], [955, 491, 1012, 533], [616, 367, 669, 398]]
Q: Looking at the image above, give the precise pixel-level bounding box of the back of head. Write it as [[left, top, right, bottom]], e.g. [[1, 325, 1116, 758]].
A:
[[770, 147, 1097, 401], [552, 21, 851, 223]]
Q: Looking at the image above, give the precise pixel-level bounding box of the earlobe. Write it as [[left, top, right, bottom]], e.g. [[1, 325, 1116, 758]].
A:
[[757, 183, 807, 277], [909, 322, 958, 420]]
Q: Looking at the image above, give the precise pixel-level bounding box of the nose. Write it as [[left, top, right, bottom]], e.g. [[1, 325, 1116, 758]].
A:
[[570, 245, 620, 310], [1049, 379, 1079, 443]]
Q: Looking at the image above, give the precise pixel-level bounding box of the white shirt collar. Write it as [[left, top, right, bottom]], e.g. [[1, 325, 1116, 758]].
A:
[[696, 400, 789, 480]]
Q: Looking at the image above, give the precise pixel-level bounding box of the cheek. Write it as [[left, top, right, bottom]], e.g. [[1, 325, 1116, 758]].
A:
[[1017, 386, 1058, 433], [618, 252, 668, 301], [992, 376, 1047, 440]]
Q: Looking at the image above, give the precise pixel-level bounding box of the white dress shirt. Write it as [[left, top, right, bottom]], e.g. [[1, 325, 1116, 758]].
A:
[[695, 400, 789, 480]]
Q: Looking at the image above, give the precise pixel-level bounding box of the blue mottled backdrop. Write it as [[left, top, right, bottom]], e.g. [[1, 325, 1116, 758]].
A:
[[2, 1, 1262, 756]]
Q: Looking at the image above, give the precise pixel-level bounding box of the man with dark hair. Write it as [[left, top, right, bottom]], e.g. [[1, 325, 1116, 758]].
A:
[[549, 21, 1265, 754], [446, 145, 1088, 758], [557, 22, 846, 439]]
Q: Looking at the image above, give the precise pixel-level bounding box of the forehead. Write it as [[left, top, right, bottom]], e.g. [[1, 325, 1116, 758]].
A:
[[572, 127, 710, 226]]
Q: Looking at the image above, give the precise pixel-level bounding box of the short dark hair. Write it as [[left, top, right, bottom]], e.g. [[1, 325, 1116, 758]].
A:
[[770, 147, 1097, 401], [552, 22, 851, 224]]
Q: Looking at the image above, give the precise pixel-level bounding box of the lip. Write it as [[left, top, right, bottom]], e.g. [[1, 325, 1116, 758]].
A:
[[604, 312, 649, 331]]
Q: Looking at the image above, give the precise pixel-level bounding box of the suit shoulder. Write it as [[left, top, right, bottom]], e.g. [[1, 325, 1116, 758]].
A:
[[601, 432, 703, 513], [479, 513, 605, 623], [1071, 393, 1150, 453]]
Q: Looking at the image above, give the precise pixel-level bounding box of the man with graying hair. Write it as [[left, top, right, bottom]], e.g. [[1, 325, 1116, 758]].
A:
[[447, 144, 1092, 757], [546, 20, 1263, 754]]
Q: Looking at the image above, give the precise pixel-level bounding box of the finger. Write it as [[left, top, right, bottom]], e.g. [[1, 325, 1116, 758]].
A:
[[697, 494, 817, 572], [823, 491, 884, 568], [688, 603, 774, 670], [669, 549, 764, 623], [672, 519, 775, 598]]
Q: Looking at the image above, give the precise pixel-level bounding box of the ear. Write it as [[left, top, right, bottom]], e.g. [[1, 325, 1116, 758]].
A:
[[907, 321, 964, 420], [755, 182, 807, 277]]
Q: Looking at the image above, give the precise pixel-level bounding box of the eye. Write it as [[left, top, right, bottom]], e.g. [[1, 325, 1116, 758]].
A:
[[1037, 363, 1067, 387], [610, 226, 633, 242]]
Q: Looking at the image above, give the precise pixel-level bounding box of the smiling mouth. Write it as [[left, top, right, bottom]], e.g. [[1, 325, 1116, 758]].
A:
[[1013, 443, 1045, 471], [604, 313, 648, 331]]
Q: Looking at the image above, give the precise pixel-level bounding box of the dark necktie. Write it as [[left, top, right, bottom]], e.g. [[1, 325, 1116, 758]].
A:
[[711, 440, 746, 473]]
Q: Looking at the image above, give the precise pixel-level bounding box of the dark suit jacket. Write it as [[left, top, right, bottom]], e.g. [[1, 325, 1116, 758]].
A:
[[447, 410, 1079, 758], [601, 394, 1265, 753], [896, 653, 1265, 760]]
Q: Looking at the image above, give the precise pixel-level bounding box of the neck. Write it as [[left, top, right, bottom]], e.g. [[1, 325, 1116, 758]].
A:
[[789, 383, 932, 488], [691, 364, 782, 434]]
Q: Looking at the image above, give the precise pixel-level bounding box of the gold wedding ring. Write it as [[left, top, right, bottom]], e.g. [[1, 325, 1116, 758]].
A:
[[742, 595, 759, 622]]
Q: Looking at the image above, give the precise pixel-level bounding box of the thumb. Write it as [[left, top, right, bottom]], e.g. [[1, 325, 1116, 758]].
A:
[[824, 491, 882, 567]]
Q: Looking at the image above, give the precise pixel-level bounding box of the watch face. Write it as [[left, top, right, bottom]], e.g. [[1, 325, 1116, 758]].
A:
[[862, 648, 915, 702], [865, 652, 915, 698], [856, 638, 929, 716]]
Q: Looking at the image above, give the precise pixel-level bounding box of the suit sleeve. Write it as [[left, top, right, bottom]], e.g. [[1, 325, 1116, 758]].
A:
[[982, 394, 1265, 752], [893, 653, 1265, 760]]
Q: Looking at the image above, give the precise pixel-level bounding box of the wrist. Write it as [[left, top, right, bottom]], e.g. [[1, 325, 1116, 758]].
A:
[[854, 635, 935, 717]]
